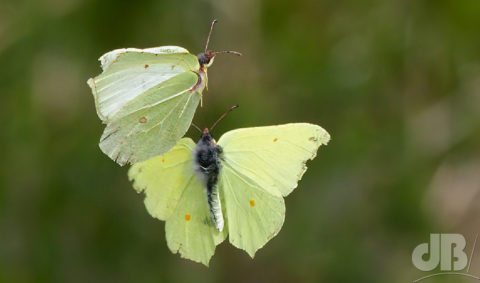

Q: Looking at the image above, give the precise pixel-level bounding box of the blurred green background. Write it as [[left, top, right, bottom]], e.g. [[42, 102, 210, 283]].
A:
[[2, 0, 480, 282]]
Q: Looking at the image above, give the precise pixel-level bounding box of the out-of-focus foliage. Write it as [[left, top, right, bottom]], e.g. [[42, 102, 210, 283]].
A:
[[1, 0, 480, 282]]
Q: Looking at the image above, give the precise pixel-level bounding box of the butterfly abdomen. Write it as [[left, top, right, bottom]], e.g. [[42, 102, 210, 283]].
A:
[[193, 132, 224, 231]]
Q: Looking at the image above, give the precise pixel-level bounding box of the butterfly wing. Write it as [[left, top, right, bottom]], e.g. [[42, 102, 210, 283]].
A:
[[88, 46, 199, 121], [217, 123, 330, 256], [88, 46, 203, 165], [219, 166, 285, 257], [165, 175, 227, 266], [128, 138, 226, 266], [98, 71, 201, 165]]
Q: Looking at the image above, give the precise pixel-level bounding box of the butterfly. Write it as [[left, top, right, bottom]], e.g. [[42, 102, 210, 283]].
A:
[[87, 20, 241, 166], [128, 106, 331, 266]]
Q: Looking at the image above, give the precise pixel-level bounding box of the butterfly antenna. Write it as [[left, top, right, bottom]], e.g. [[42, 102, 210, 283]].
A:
[[210, 105, 239, 131], [213, 50, 243, 56], [205, 19, 218, 53], [191, 123, 202, 133]]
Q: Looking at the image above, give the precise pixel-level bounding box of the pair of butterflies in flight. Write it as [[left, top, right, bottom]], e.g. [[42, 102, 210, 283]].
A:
[[87, 20, 330, 266]]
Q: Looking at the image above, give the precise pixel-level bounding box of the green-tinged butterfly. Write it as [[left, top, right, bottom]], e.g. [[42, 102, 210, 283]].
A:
[[87, 20, 241, 165], [128, 106, 331, 266]]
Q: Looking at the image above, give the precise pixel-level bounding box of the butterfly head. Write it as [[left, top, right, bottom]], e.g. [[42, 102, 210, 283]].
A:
[[197, 51, 216, 68], [200, 128, 217, 145], [198, 19, 241, 69], [203, 127, 211, 136]]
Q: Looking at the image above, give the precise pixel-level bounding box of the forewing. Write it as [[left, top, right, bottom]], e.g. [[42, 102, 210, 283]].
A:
[[87, 46, 200, 121], [100, 71, 201, 165], [220, 166, 285, 257], [218, 123, 330, 197]]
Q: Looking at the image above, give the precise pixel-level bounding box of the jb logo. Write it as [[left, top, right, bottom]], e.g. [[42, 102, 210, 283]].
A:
[[412, 234, 467, 271], [412, 233, 479, 282]]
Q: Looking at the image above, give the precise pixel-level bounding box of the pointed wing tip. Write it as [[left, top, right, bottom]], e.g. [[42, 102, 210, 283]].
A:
[[98, 142, 129, 167], [230, 239, 262, 260], [311, 124, 331, 145], [320, 130, 331, 145], [175, 251, 213, 267], [87, 77, 110, 121], [202, 260, 211, 267], [87, 77, 98, 95], [86, 77, 93, 86]]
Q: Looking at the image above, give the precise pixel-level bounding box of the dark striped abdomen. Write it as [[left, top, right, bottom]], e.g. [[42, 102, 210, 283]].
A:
[[194, 132, 224, 231]]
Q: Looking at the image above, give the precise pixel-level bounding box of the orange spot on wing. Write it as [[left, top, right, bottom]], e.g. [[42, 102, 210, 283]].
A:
[[273, 138, 278, 142], [161, 158, 165, 163], [185, 214, 191, 221], [250, 200, 255, 207], [144, 64, 149, 68]]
